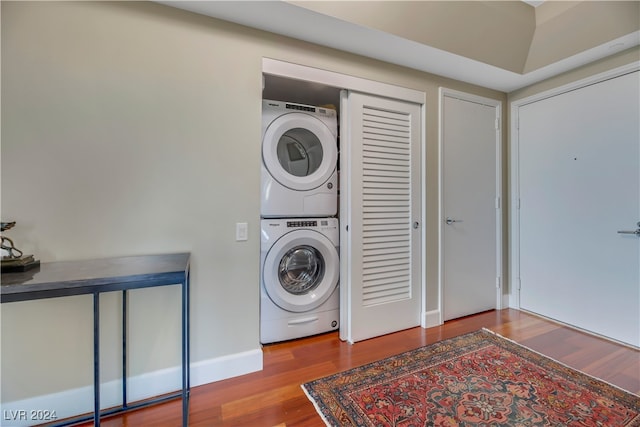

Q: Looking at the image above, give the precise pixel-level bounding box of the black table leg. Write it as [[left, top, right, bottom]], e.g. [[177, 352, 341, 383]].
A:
[[93, 292, 100, 426], [182, 273, 190, 426], [123, 290, 128, 410]]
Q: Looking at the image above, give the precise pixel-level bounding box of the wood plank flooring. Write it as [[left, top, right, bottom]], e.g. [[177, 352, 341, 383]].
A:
[[79, 309, 639, 426]]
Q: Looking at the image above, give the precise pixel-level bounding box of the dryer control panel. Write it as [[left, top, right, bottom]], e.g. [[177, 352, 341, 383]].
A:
[[287, 220, 318, 228], [263, 99, 336, 118]]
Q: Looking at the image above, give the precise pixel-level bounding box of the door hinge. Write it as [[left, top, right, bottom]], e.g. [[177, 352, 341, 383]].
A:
[[496, 276, 501, 289], [495, 118, 500, 131], [517, 277, 522, 290], [495, 197, 501, 209]]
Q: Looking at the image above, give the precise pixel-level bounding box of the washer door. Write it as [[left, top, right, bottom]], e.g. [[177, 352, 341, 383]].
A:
[[263, 113, 337, 191], [263, 229, 339, 313]]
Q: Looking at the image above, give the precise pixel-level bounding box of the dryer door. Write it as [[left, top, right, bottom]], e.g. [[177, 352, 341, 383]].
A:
[[263, 229, 339, 313], [263, 113, 337, 191]]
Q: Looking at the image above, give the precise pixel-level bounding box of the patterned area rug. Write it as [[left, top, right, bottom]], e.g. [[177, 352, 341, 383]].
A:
[[302, 329, 640, 426]]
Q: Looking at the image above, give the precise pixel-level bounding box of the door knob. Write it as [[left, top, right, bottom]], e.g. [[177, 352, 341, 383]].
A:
[[445, 217, 462, 225]]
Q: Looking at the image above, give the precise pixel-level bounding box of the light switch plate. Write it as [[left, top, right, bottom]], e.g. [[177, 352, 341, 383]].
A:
[[236, 222, 248, 241]]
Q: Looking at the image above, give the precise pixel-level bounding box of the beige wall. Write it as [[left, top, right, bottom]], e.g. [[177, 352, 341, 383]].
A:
[[292, 0, 535, 73], [3, 0, 636, 410], [1, 1, 505, 405], [290, 1, 639, 74], [525, 1, 640, 73], [510, 46, 640, 101]]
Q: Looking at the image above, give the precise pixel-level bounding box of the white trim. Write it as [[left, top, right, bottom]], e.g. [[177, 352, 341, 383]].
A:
[[438, 88, 502, 108], [437, 89, 445, 325], [509, 103, 522, 310], [423, 309, 442, 328], [262, 58, 425, 105], [509, 61, 640, 310], [339, 89, 351, 342], [511, 62, 640, 106], [159, 2, 640, 92], [0, 349, 262, 426], [191, 348, 263, 385], [438, 88, 503, 322], [420, 101, 428, 329], [502, 293, 511, 310]]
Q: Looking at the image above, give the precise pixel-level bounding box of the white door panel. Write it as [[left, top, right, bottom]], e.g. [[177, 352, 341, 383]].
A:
[[441, 91, 501, 321], [517, 71, 639, 347], [340, 91, 422, 343]]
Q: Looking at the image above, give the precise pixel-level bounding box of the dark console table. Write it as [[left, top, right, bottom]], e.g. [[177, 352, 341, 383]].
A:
[[1, 253, 190, 426]]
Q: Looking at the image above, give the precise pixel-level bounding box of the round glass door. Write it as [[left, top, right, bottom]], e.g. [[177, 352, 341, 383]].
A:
[[263, 230, 339, 312], [276, 129, 324, 178], [263, 113, 337, 191], [278, 245, 325, 295]]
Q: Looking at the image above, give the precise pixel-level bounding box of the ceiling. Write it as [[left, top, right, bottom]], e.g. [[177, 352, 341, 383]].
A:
[[157, 1, 639, 92]]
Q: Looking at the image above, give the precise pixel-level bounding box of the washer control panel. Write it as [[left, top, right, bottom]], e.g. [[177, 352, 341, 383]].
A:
[[286, 219, 335, 228]]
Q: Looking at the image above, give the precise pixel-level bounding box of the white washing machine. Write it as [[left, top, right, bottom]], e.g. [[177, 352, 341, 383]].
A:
[[260, 217, 340, 343], [261, 99, 338, 218]]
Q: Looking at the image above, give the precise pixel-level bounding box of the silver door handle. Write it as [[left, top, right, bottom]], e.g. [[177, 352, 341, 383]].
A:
[[618, 222, 640, 235], [446, 217, 462, 225]]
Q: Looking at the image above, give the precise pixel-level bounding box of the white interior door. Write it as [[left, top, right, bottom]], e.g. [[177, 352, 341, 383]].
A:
[[441, 90, 501, 321], [516, 70, 639, 347], [340, 90, 422, 343]]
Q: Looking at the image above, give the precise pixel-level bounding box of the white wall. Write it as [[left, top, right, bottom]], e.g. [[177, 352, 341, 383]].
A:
[[1, 0, 507, 416]]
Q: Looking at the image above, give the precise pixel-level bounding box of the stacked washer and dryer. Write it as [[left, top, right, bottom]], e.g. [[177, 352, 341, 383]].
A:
[[260, 100, 340, 344]]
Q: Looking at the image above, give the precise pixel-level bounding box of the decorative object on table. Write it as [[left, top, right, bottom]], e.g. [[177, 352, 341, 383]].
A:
[[302, 328, 640, 426], [1, 221, 40, 273]]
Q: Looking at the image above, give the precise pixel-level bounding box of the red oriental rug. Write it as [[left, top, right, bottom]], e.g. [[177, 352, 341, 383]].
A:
[[302, 329, 640, 426]]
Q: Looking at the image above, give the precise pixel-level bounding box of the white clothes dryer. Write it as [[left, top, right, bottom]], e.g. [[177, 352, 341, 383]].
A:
[[261, 100, 338, 218], [260, 217, 340, 344]]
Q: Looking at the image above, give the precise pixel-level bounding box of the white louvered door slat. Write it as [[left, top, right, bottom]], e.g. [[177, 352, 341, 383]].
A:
[[340, 91, 422, 343]]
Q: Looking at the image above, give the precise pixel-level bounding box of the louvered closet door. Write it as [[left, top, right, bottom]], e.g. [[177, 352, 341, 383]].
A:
[[340, 91, 422, 343]]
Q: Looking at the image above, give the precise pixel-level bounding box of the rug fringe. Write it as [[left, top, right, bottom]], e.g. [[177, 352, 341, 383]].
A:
[[301, 384, 332, 427], [480, 327, 639, 397]]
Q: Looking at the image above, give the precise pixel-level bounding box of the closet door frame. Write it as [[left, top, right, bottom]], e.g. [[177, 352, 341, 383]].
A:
[[439, 88, 503, 323], [262, 58, 427, 338], [509, 62, 640, 310]]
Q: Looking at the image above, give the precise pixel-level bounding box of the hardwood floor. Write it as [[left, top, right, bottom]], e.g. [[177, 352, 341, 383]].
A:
[[79, 309, 639, 426]]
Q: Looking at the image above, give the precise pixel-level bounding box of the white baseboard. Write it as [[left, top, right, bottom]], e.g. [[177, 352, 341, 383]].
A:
[[1, 348, 263, 426], [502, 293, 511, 309], [191, 348, 263, 386], [509, 290, 519, 310], [423, 309, 442, 328]]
